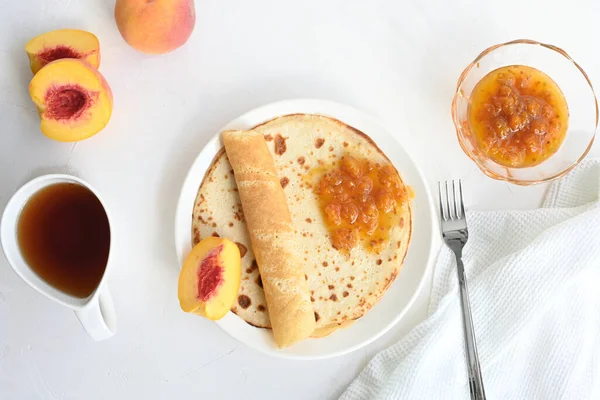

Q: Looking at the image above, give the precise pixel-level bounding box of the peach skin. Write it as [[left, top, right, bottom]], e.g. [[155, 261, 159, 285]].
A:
[[29, 59, 113, 142], [25, 29, 100, 74], [114, 0, 195, 54]]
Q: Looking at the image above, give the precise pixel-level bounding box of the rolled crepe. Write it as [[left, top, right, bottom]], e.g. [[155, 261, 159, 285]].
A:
[[222, 129, 315, 348]]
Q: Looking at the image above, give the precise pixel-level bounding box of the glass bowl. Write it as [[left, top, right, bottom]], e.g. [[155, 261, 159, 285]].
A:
[[452, 39, 598, 185]]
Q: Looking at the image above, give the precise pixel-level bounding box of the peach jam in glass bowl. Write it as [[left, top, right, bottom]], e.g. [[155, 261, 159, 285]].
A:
[[452, 39, 598, 185]]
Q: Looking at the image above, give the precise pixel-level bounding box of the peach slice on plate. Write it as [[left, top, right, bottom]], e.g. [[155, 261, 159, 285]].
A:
[[28, 59, 113, 142], [178, 237, 241, 320], [25, 29, 100, 74]]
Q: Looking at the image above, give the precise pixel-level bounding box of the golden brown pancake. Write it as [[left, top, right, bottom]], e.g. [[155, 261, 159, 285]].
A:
[[222, 130, 315, 347], [192, 114, 412, 330]]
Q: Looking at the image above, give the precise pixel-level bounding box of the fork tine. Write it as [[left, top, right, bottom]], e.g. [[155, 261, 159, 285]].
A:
[[445, 181, 454, 220], [452, 180, 459, 220], [459, 180, 465, 219], [438, 182, 446, 221]]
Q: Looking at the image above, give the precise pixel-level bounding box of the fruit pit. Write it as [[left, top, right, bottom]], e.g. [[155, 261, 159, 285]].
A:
[[37, 45, 82, 66], [44, 84, 90, 120]]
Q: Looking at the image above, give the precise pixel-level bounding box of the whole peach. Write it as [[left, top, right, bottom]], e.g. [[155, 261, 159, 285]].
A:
[[115, 0, 195, 54]]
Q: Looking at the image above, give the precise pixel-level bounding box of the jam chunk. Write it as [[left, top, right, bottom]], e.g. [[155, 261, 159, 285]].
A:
[[468, 65, 568, 168], [315, 155, 408, 252]]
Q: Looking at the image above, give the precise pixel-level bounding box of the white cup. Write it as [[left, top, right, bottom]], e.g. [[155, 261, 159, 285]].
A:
[[1, 174, 116, 340]]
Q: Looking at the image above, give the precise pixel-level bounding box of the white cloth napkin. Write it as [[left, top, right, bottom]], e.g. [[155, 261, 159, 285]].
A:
[[341, 160, 600, 400]]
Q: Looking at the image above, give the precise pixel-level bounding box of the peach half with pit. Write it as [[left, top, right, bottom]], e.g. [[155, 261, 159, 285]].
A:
[[29, 59, 113, 142], [178, 237, 242, 321], [25, 29, 100, 74]]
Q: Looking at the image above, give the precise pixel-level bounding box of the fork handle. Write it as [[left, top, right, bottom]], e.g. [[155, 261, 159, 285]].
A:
[[454, 252, 486, 400]]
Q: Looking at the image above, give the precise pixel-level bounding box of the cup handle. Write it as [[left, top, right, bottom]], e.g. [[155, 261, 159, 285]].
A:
[[75, 285, 117, 341]]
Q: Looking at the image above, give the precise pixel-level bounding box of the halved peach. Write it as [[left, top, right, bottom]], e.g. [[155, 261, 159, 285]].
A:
[[178, 237, 241, 320], [25, 29, 100, 74], [28, 59, 113, 142]]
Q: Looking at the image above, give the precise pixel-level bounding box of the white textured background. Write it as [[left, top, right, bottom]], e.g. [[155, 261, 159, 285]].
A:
[[0, 0, 598, 399]]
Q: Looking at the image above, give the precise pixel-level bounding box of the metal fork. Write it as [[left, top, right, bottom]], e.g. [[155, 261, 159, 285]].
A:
[[438, 180, 486, 400]]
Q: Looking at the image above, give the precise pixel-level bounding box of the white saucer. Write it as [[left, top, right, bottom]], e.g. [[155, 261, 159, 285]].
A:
[[174, 99, 437, 359]]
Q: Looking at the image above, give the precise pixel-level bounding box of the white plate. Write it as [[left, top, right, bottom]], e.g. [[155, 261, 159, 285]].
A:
[[174, 99, 437, 359]]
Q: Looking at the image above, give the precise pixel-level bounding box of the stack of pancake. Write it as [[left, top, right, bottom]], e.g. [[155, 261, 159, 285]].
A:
[[192, 114, 412, 347]]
